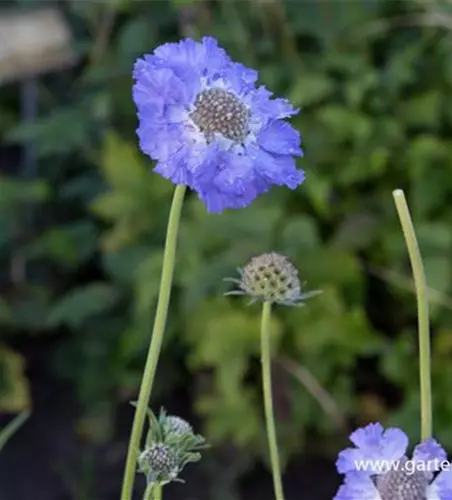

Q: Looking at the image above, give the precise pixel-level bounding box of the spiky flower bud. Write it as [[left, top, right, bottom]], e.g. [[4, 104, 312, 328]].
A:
[[138, 443, 180, 485], [165, 416, 193, 437], [225, 252, 320, 306]]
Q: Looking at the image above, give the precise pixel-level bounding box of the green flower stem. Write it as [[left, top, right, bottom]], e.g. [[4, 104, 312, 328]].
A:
[[260, 301, 285, 500], [143, 484, 153, 500], [143, 484, 161, 500], [393, 189, 432, 441], [153, 486, 162, 500], [121, 185, 187, 500]]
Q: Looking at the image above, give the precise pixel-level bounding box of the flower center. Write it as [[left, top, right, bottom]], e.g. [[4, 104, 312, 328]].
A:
[[190, 88, 250, 143], [375, 459, 430, 500]]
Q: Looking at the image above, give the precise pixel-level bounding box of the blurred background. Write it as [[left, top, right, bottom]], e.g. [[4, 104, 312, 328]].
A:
[[1, 0, 452, 499]]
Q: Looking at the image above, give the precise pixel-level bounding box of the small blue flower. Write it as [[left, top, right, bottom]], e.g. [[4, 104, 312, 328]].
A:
[[133, 37, 304, 213], [334, 423, 452, 500]]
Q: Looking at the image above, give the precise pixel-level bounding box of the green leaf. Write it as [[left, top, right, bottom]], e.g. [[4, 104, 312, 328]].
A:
[[289, 74, 335, 106], [6, 106, 94, 158], [0, 177, 49, 208], [100, 132, 151, 192], [399, 91, 442, 128], [332, 212, 378, 250], [280, 215, 320, 253], [27, 222, 98, 267], [47, 284, 120, 328]]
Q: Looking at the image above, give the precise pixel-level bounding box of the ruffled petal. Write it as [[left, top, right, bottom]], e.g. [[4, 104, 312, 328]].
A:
[[336, 423, 408, 474], [258, 120, 303, 156], [334, 472, 382, 500], [193, 151, 259, 213], [246, 86, 299, 121], [137, 123, 185, 162], [414, 438, 447, 466], [430, 469, 452, 500], [249, 145, 305, 189]]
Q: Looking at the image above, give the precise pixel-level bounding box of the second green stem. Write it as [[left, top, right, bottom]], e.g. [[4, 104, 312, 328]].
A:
[[393, 189, 432, 441], [261, 301, 285, 500]]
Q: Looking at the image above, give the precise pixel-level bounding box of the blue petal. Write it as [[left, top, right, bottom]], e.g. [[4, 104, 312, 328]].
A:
[[336, 423, 408, 474], [430, 469, 452, 499], [154, 146, 194, 186], [133, 62, 195, 106], [246, 86, 299, 120], [413, 438, 447, 466], [192, 151, 259, 213], [137, 122, 185, 162], [258, 120, 302, 156], [334, 472, 381, 500], [219, 62, 259, 95], [249, 145, 305, 189], [154, 37, 230, 80], [153, 39, 205, 73], [199, 36, 232, 76]]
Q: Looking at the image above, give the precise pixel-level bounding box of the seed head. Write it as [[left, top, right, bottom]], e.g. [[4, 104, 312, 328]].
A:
[[138, 443, 180, 485], [225, 252, 320, 306], [190, 88, 250, 143]]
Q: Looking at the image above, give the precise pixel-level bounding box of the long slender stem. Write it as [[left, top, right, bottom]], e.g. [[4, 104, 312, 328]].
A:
[[260, 301, 285, 500], [121, 185, 187, 500], [142, 483, 161, 500], [393, 189, 432, 441]]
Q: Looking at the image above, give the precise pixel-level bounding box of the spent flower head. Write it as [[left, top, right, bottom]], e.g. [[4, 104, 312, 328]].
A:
[[133, 37, 304, 213], [138, 443, 180, 485], [334, 422, 452, 500], [138, 407, 208, 486], [225, 252, 321, 306]]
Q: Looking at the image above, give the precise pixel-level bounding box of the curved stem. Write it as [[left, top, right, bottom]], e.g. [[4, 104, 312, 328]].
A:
[[121, 185, 187, 500], [260, 301, 285, 500], [393, 189, 432, 441]]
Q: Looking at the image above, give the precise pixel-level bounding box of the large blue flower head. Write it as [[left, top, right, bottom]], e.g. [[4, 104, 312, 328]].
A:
[[133, 37, 304, 213], [334, 423, 452, 500]]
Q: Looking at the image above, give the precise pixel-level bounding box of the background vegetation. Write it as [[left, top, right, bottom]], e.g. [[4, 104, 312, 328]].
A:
[[1, 0, 452, 498]]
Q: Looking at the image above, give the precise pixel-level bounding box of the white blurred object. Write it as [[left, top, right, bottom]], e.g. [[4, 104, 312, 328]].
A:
[[0, 7, 75, 84]]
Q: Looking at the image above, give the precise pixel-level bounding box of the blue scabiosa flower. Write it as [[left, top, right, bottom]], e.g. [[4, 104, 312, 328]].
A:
[[334, 423, 452, 500], [133, 37, 304, 213]]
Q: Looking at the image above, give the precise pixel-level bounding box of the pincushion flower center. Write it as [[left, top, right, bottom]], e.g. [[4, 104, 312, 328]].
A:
[[190, 88, 250, 143], [375, 461, 430, 500]]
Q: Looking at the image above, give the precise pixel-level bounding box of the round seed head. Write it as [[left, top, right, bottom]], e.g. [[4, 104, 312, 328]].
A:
[[138, 443, 180, 484], [190, 88, 250, 143], [375, 457, 430, 500], [237, 252, 301, 305], [166, 416, 193, 437]]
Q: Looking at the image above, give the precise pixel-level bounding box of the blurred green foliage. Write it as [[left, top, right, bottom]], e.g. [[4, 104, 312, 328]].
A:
[[2, 0, 452, 479]]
